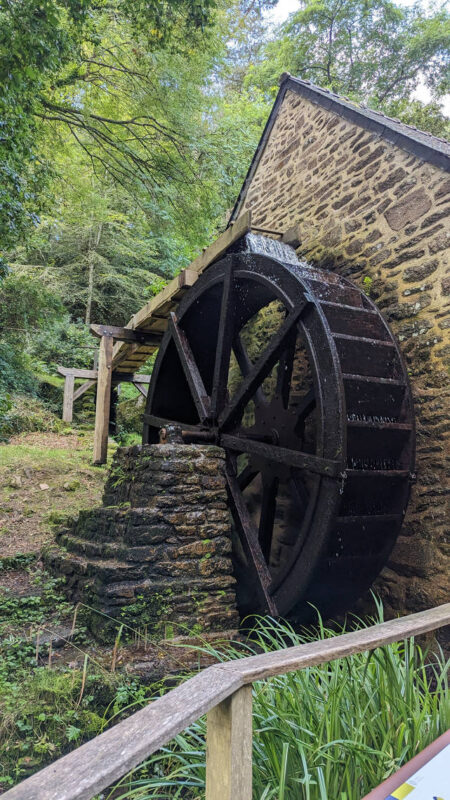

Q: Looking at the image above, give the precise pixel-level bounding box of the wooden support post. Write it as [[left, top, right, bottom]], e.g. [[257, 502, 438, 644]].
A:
[[93, 334, 113, 464], [62, 375, 75, 423], [205, 685, 252, 800]]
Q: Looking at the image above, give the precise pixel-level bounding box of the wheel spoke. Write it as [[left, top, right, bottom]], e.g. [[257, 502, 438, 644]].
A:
[[169, 312, 211, 423], [210, 263, 236, 418], [237, 463, 259, 491], [275, 329, 297, 408], [220, 304, 307, 430], [222, 434, 341, 477], [259, 476, 279, 560], [225, 463, 278, 616], [232, 334, 267, 410]]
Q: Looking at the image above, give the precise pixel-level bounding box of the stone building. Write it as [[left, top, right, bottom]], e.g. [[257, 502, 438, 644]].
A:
[[229, 74, 449, 615]]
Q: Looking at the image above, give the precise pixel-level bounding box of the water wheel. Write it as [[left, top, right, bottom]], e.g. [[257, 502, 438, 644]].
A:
[[143, 235, 415, 621]]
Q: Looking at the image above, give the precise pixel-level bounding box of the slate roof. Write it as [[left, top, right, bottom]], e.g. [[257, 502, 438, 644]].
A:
[[229, 73, 450, 224]]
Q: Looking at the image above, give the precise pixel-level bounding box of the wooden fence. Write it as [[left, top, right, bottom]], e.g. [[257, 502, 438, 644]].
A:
[[3, 603, 449, 800]]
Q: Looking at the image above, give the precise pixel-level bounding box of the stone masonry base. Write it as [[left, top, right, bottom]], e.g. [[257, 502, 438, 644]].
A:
[[44, 444, 239, 642]]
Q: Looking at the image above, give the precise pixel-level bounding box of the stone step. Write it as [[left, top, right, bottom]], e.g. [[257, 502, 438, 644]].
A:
[[47, 547, 147, 582], [58, 531, 164, 564], [64, 507, 175, 546]]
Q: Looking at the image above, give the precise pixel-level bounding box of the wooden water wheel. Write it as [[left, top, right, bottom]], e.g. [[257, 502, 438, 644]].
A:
[[143, 235, 415, 621]]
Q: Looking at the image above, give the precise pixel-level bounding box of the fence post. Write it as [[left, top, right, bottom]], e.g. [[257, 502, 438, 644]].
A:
[[93, 333, 113, 464], [205, 684, 253, 800], [62, 374, 75, 423]]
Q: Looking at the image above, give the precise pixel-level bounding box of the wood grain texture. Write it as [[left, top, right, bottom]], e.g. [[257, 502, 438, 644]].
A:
[[90, 324, 160, 344], [58, 367, 98, 379], [3, 605, 449, 800], [73, 379, 97, 402], [218, 603, 450, 682], [93, 335, 113, 465], [206, 685, 253, 800], [62, 374, 74, 423]]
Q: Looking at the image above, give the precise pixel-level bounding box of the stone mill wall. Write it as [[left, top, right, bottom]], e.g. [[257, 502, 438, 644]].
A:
[[45, 444, 239, 641], [239, 88, 449, 615]]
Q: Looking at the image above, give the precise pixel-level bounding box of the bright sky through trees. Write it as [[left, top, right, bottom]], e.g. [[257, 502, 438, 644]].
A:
[[269, 0, 450, 114]]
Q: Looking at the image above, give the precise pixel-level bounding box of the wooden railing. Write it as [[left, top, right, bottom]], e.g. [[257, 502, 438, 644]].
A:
[[4, 603, 450, 800]]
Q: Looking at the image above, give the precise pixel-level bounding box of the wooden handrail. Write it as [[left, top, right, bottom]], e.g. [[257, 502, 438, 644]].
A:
[[4, 603, 450, 800]]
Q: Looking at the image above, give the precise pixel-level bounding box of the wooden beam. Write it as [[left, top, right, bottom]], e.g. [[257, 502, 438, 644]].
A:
[[62, 375, 75, 423], [90, 324, 161, 345], [93, 335, 113, 465], [133, 382, 148, 398], [73, 379, 97, 403], [205, 686, 252, 800], [188, 211, 252, 276], [127, 268, 199, 332], [112, 372, 151, 383], [58, 367, 98, 379]]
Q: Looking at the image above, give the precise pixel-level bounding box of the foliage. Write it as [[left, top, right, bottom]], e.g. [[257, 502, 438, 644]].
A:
[[0, 556, 152, 788], [247, 0, 450, 132], [0, 394, 65, 441], [0, 569, 72, 641], [383, 97, 450, 139], [108, 608, 449, 800], [0, 0, 218, 251], [0, 661, 127, 788]]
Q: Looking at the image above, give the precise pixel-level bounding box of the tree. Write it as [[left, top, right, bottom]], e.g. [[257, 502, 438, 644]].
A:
[[246, 0, 449, 134], [0, 0, 218, 251]]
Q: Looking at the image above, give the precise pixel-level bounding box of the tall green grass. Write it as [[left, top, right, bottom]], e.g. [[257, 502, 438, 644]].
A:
[[106, 604, 449, 800]]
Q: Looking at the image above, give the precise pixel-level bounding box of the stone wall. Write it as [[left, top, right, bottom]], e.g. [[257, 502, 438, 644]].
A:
[[239, 89, 449, 615], [45, 444, 239, 641]]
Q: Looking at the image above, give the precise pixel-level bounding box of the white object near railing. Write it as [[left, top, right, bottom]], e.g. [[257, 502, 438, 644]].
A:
[[3, 603, 450, 800]]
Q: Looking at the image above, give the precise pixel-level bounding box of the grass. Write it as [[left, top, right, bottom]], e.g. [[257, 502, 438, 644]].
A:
[[0, 430, 113, 557], [106, 604, 449, 800]]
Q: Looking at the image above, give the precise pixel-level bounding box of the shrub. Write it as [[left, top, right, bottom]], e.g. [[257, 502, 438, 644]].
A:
[[0, 394, 64, 440]]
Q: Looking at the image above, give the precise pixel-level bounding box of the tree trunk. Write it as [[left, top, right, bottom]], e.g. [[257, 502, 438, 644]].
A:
[[85, 223, 103, 325]]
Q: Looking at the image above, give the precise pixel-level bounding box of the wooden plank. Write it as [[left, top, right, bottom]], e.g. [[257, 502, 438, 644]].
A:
[[62, 375, 74, 423], [219, 603, 450, 683], [58, 367, 98, 379], [205, 686, 252, 800], [188, 211, 251, 276], [73, 379, 96, 402], [3, 605, 450, 800], [93, 335, 113, 465], [111, 271, 196, 372], [90, 324, 161, 344], [128, 269, 198, 332], [111, 373, 151, 384]]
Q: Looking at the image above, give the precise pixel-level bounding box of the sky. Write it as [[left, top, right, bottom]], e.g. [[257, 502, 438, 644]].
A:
[[266, 0, 450, 116]]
